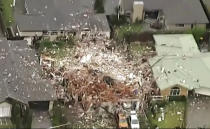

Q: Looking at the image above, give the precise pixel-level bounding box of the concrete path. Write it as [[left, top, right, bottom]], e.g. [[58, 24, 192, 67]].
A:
[[186, 95, 210, 128], [31, 110, 52, 129]]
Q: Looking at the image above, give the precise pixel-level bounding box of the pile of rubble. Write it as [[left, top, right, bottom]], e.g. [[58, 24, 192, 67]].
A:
[[40, 37, 157, 113], [64, 68, 138, 111]]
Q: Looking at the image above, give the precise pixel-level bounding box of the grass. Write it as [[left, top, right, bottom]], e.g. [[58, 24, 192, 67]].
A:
[[0, 0, 14, 27], [115, 23, 142, 41], [37, 38, 75, 59], [185, 27, 206, 43], [0, 119, 15, 128], [148, 101, 186, 128], [129, 43, 144, 55], [51, 101, 67, 126]]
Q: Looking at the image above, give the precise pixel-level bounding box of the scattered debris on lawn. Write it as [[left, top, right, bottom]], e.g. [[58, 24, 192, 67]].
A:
[[40, 36, 157, 127]]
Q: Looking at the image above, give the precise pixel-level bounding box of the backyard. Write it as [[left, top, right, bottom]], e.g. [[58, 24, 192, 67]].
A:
[[36, 37, 75, 59], [115, 23, 142, 41], [0, 0, 14, 27], [148, 101, 186, 128]]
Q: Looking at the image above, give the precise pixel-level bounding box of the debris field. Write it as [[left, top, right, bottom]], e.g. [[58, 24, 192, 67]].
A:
[[41, 36, 157, 115]]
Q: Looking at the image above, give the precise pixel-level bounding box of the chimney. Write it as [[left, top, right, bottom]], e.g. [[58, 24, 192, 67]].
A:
[[132, 0, 144, 23], [13, 0, 16, 7]]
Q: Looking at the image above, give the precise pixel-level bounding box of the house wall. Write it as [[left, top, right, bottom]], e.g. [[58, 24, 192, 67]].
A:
[[19, 31, 43, 37], [166, 23, 206, 31], [18, 29, 110, 40], [160, 85, 188, 97], [193, 24, 206, 29], [166, 24, 191, 30]]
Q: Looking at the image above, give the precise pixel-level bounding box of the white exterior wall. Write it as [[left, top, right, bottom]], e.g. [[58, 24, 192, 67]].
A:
[[19, 31, 43, 37], [0, 102, 12, 118]]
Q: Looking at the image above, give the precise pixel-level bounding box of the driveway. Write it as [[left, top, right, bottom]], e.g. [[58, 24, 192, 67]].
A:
[[186, 95, 210, 128]]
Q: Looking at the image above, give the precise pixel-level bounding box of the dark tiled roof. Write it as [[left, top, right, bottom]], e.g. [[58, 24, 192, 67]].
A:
[[15, 0, 110, 32], [105, 0, 209, 24], [0, 39, 55, 104], [143, 0, 209, 24]]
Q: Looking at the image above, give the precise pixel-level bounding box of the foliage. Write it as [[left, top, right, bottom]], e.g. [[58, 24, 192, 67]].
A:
[[115, 23, 142, 41], [148, 101, 186, 128], [94, 0, 104, 13], [11, 101, 32, 128], [51, 101, 67, 126], [108, 15, 128, 26], [0, 0, 14, 27], [37, 38, 75, 59], [185, 27, 206, 43]]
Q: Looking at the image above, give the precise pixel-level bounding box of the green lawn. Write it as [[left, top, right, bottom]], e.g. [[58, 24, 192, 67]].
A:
[[115, 24, 142, 41], [130, 43, 144, 56], [0, 119, 15, 129], [0, 0, 14, 27], [37, 38, 75, 59], [148, 101, 186, 128]]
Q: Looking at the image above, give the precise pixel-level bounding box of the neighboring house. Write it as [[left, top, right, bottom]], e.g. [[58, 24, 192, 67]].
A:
[[149, 34, 210, 98], [0, 39, 55, 126], [0, 102, 12, 127], [201, 0, 210, 20], [13, 0, 111, 40], [104, 0, 209, 30]]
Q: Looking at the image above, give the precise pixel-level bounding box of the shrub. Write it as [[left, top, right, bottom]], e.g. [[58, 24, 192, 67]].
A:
[[51, 101, 67, 126], [185, 27, 206, 43], [94, 0, 104, 13]]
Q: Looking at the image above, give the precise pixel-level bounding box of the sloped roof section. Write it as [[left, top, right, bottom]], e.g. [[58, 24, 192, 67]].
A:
[[150, 54, 210, 90], [150, 34, 210, 91], [15, 0, 110, 32], [153, 34, 200, 56], [0, 39, 55, 104]]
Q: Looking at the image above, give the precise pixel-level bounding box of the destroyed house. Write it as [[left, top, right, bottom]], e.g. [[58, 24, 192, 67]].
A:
[[150, 34, 210, 98], [14, 0, 111, 40], [105, 0, 209, 30], [0, 39, 55, 114]]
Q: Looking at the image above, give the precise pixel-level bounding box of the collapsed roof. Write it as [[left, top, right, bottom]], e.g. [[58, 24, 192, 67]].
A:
[[15, 0, 110, 32], [150, 34, 210, 93], [0, 39, 55, 104]]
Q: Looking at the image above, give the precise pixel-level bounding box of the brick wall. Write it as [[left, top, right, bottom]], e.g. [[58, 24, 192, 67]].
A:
[[160, 85, 188, 97]]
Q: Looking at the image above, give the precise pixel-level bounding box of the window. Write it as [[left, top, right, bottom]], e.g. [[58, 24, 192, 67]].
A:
[[170, 87, 181, 96], [43, 30, 49, 35], [175, 24, 184, 27], [51, 32, 58, 35]]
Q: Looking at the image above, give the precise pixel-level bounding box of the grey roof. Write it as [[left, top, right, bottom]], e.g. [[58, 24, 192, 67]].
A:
[[150, 54, 210, 90], [0, 39, 55, 104], [107, 0, 209, 24], [149, 34, 210, 91], [153, 34, 200, 57], [15, 0, 110, 32], [143, 0, 209, 24]]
